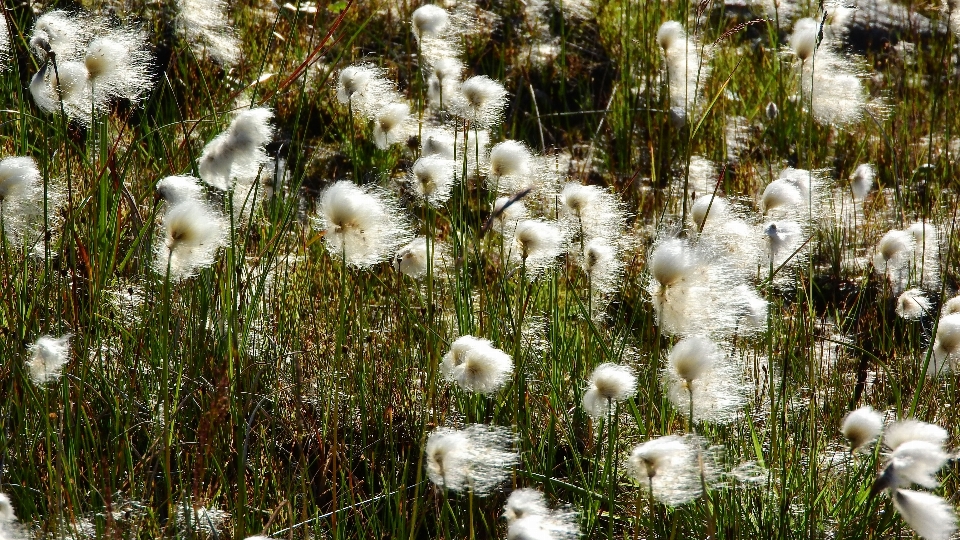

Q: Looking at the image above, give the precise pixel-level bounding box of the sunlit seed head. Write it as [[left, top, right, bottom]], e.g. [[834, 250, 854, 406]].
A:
[[0, 157, 40, 202], [425, 425, 517, 494], [935, 313, 960, 354], [157, 175, 204, 204], [657, 21, 685, 52], [896, 289, 930, 320], [649, 238, 695, 288], [198, 107, 274, 190], [582, 363, 637, 417], [841, 405, 883, 452], [393, 237, 429, 278], [560, 182, 598, 218], [626, 435, 703, 506], [873, 229, 914, 269], [892, 489, 958, 540], [175, 0, 240, 65], [883, 419, 948, 451], [790, 18, 820, 61], [691, 194, 728, 230], [512, 220, 564, 274], [410, 155, 456, 206], [441, 335, 513, 394], [0, 492, 15, 523], [315, 180, 411, 268], [850, 163, 875, 201], [489, 140, 533, 179], [26, 334, 72, 385], [942, 296, 960, 316], [455, 75, 508, 127], [411, 4, 449, 37], [761, 179, 803, 214], [372, 102, 412, 149], [668, 336, 715, 384], [503, 489, 548, 522]]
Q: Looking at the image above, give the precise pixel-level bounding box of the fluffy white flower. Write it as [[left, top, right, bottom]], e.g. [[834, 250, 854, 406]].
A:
[[441, 336, 513, 394], [883, 419, 948, 451], [560, 182, 627, 242], [789, 17, 819, 61], [896, 289, 930, 320], [198, 108, 274, 190], [315, 180, 411, 268], [409, 155, 456, 206], [850, 163, 875, 201], [157, 175, 204, 204], [892, 489, 957, 540], [511, 220, 565, 278], [336, 64, 399, 119], [582, 363, 637, 417], [155, 199, 229, 278], [26, 334, 72, 385], [425, 424, 517, 494], [840, 405, 883, 452], [372, 102, 412, 149], [175, 0, 240, 65], [411, 4, 449, 37], [84, 28, 153, 105], [627, 435, 703, 506], [662, 336, 744, 424], [454, 75, 508, 128]]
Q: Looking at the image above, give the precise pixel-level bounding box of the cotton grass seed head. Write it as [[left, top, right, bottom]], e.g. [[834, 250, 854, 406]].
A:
[[883, 419, 948, 451], [393, 237, 442, 278], [26, 334, 71, 385], [156, 199, 228, 279], [175, 0, 241, 65], [455, 75, 508, 128], [489, 140, 533, 181], [667, 335, 715, 384], [504, 489, 548, 522], [198, 107, 274, 190], [582, 363, 637, 417], [891, 489, 958, 540], [648, 237, 696, 288], [896, 289, 930, 320], [503, 490, 579, 540], [409, 154, 456, 206], [663, 336, 744, 424], [627, 435, 704, 506], [657, 21, 685, 52], [789, 17, 820, 61], [411, 4, 449, 37], [880, 440, 950, 489], [157, 175, 204, 204], [511, 220, 564, 277], [315, 180, 411, 268], [84, 28, 154, 105], [441, 335, 513, 394], [850, 163, 875, 201], [336, 64, 397, 119], [841, 405, 883, 452], [425, 424, 517, 494], [372, 102, 412, 149]]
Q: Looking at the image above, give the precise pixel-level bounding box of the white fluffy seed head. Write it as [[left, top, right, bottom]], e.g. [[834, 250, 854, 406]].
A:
[[50, 61, 91, 104], [626, 435, 703, 506], [425, 425, 517, 494], [157, 175, 204, 204], [885, 440, 950, 489], [0, 492, 14, 523], [935, 313, 960, 354], [649, 238, 696, 288], [0, 157, 40, 202], [455, 75, 508, 127], [892, 489, 958, 540], [175, 0, 241, 65], [31, 10, 89, 58], [850, 163, 875, 201], [761, 179, 803, 214], [411, 4, 449, 37], [504, 489, 548, 522], [876, 229, 914, 264], [582, 363, 637, 417], [841, 406, 883, 452], [790, 18, 820, 61], [199, 108, 274, 190], [394, 237, 428, 278], [156, 199, 228, 278], [668, 336, 715, 383], [491, 196, 528, 234], [83, 28, 154, 105], [942, 296, 960, 316], [657, 21, 686, 52], [427, 57, 463, 109], [316, 180, 411, 268], [489, 140, 533, 179], [560, 182, 598, 218], [26, 334, 72, 385], [884, 419, 948, 451], [512, 220, 564, 277], [896, 289, 931, 320], [410, 155, 456, 206], [691, 194, 728, 230], [373, 102, 412, 149], [441, 335, 514, 394]]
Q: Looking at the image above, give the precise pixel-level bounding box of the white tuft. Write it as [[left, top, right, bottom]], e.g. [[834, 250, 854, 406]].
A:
[[175, 0, 241, 65], [892, 489, 958, 540], [26, 334, 72, 385], [372, 102, 413, 149], [626, 435, 704, 506], [663, 336, 744, 424], [157, 175, 204, 204], [896, 289, 930, 320], [841, 405, 883, 452], [454, 75, 508, 128], [850, 164, 875, 201], [198, 107, 274, 190], [883, 419, 948, 451], [314, 180, 412, 268], [582, 363, 637, 417], [441, 335, 513, 394], [155, 199, 229, 279], [425, 424, 518, 494], [409, 154, 457, 206]]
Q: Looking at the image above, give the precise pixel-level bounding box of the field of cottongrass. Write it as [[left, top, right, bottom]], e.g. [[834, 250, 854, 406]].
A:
[[1, 0, 960, 538]]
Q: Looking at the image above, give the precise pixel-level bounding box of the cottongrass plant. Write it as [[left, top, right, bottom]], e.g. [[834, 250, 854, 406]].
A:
[[454, 75, 509, 128], [314, 180, 411, 268], [559, 182, 628, 244], [870, 418, 957, 540], [656, 20, 711, 118], [503, 488, 579, 540], [0, 493, 26, 540], [627, 435, 706, 506], [336, 64, 399, 119], [895, 289, 930, 320], [0, 156, 60, 247], [850, 163, 875, 202], [510, 219, 565, 280], [198, 107, 274, 190], [425, 424, 518, 494], [155, 199, 229, 279], [440, 335, 513, 394], [394, 237, 446, 279], [26, 334, 72, 385], [663, 336, 744, 425], [873, 222, 941, 292], [840, 405, 883, 453], [174, 0, 241, 65], [409, 154, 457, 206], [927, 312, 960, 375], [157, 175, 205, 204], [582, 363, 637, 418]]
